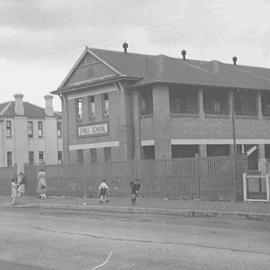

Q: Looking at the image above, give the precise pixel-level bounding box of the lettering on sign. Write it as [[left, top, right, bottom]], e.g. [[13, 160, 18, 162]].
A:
[[78, 123, 108, 137]]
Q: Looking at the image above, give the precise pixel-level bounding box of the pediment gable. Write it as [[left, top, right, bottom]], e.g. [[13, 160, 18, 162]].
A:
[[61, 50, 121, 89]]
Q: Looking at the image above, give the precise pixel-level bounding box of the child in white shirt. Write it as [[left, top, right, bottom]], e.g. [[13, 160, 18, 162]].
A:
[[98, 179, 109, 203]]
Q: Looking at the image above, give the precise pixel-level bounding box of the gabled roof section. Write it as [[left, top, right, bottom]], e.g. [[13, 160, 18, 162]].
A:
[[53, 47, 270, 93], [57, 47, 127, 91], [0, 101, 61, 119]]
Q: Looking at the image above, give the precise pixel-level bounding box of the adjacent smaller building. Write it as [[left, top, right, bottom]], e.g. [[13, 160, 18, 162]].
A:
[[0, 94, 63, 171]]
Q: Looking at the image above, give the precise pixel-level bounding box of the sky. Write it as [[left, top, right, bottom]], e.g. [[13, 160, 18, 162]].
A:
[[1, 0, 270, 111]]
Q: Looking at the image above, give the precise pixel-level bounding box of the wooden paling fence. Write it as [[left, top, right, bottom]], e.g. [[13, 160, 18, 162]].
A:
[[15, 155, 247, 201], [0, 166, 17, 196]]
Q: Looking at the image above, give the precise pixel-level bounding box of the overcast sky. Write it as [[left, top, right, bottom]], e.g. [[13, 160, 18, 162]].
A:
[[1, 0, 270, 111]]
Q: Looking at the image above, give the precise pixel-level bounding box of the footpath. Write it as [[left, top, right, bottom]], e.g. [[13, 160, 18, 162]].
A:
[[1, 195, 270, 221]]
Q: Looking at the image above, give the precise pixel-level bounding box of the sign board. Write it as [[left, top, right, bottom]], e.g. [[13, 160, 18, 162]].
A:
[[78, 123, 108, 137]]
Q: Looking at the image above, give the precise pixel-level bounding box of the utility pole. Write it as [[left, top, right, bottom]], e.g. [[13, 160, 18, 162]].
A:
[[231, 88, 238, 201], [231, 90, 237, 155]]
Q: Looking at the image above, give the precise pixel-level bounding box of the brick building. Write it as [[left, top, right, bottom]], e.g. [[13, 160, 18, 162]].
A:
[[53, 45, 270, 169], [0, 94, 63, 172]]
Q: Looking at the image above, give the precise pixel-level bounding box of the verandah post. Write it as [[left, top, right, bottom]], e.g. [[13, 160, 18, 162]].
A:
[[163, 158, 168, 199], [195, 154, 201, 199]]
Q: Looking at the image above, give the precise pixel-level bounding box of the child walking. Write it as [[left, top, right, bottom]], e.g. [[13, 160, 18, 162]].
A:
[[98, 179, 109, 203], [11, 177, 18, 206], [130, 178, 140, 205], [37, 167, 47, 199], [17, 172, 26, 197]]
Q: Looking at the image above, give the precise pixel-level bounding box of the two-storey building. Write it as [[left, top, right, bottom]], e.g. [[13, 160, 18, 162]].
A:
[[53, 45, 270, 169], [0, 94, 63, 172]]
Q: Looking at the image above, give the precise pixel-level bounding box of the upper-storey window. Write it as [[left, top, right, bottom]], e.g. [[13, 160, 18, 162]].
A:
[[38, 121, 43, 137], [89, 96, 96, 119], [76, 98, 83, 120], [58, 151, 63, 163], [6, 120, 11, 138], [262, 91, 270, 117], [29, 151, 34, 165], [204, 88, 229, 115], [103, 93, 109, 118], [28, 121, 34, 138], [140, 88, 153, 116], [170, 86, 198, 114], [57, 122, 62, 137], [234, 90, 257, 116], [39, 151, 44, 164], [7, 151, 12, 167]]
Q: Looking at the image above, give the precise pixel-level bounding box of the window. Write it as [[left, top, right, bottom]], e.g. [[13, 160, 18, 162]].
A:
[[172, 145, 199, 158], [262, 91, 270, 117], [214, 101, 222, 113], [77, 149, 84, 163], [7, 152, 12, 167], [234, 90, 257, 116], [28, 121, 34, 138], [29, 151, 34, 165], [39, 151, 44, 164], [140, 89, 153, 116], [170, 86, 199, 114], [142, 146, 155, 160], [38, 121, 43, 137], [90, 148, 97, 163], [57, 151, 63, 162], [203, 88, 229, 115], [6, 120, 11, 138], [104, 147, 111, 162], [265, 145, 270, 159], [57, 122, 62, 137], [206, 145, 230, 156], [103, 93, 109, 117], [76, 98, 83, 120], [89, 96, 96, 119]]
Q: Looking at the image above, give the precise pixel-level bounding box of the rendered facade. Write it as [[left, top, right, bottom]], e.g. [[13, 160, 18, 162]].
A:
[[53, 46, 270, 169], [0, 94, 63, 171]]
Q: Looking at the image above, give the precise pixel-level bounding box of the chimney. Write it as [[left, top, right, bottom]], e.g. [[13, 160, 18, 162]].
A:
[[233, 56, 237, 65], [181, 50, 187, 60], [44, 95, 54, 116], [13, 93, 24, 115], [123, 42, 128, 53]]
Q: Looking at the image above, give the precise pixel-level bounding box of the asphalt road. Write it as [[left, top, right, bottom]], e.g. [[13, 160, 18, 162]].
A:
[[0, 207, 270, 270]]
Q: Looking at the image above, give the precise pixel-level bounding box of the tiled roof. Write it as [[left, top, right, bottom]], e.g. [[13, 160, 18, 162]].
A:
[[0, 101, 61, 119], [86, 48, 270, 90], [0, 102, 11, 115]]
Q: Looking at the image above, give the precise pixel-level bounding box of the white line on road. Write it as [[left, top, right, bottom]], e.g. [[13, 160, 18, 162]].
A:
[[92, 252, 113, 270]]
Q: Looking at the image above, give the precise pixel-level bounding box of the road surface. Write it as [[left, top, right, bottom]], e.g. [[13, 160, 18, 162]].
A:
[[0, 207, 270, 269]]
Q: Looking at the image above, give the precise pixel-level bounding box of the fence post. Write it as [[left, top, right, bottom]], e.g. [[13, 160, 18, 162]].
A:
[[163, 158, 167, 199], [83, 162, 87, 198], [133, 159, 137, 180], [266, 174, 270, 202], [61, 163, 65, 197], [108, 161, 112, 197], [195, 154, 201, 199], [243, 173, 247, 202]]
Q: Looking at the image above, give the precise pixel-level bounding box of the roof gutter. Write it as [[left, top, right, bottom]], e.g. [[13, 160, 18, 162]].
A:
[[51, 76, 141, 95]]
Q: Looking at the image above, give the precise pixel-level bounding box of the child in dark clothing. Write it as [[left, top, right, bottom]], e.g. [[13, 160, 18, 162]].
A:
[[130, 178, 140, 205]]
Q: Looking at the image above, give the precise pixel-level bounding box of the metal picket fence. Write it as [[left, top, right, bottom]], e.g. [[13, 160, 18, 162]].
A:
[[21, 155, 240, 201]]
